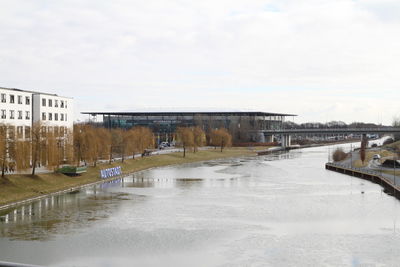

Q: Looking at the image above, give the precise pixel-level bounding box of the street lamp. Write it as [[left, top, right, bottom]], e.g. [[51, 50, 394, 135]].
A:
[[350, 144, 353, 168], [394, 157, 396, 196]]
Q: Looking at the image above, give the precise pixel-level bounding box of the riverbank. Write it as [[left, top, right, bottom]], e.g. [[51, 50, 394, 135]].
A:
[[326, 162, 400, 199], [0, 148, 258, 208]]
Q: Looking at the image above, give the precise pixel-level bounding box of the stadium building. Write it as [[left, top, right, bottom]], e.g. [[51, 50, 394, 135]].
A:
[[82, 111, 296, 143]]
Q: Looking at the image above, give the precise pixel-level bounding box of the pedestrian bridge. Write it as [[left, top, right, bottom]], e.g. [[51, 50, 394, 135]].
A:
[[261, 127, 400, 135], [257, 127, 400, 148]]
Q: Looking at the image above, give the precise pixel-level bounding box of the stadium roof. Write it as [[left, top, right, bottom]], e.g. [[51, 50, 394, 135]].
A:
[[81, 111, 297, 117]]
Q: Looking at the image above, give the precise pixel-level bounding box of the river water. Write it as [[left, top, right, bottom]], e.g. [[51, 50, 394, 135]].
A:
[[1, 144, 400, 267]]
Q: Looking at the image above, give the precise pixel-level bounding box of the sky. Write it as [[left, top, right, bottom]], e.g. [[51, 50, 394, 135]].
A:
[[1, 0, 400, 125]]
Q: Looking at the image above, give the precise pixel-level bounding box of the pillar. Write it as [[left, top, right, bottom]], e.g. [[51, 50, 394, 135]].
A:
[[266, 135, 274, 143]]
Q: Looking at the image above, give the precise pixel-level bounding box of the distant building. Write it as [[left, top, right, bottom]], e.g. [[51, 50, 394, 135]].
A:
[[0, 88, 32, 139], [82, 111, 295, 143], [0, 87, 73, 138]]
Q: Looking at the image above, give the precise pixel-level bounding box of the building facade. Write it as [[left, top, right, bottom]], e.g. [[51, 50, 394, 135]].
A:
[[0, 88, 32, 139], [32, 93, 73, 130], [0, 87, 73, 138], [82, 111, 295, 143]]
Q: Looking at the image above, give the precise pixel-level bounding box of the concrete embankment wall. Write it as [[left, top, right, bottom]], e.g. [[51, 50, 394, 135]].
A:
[[325, 163, 400, 200]]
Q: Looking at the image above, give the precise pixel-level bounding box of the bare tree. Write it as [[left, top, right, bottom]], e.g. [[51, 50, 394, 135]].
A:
[[360, 135, 368, 164], [73, 124, 86, 166], [46, 128, 62, 170], [127, 128, 139, 159], [210, 128, 232, 152], [0, 125, 10, 177], [121, 129, 131, 163], [98, 127, 111, 164], [192, 126, 205, 153], [15, 139, 30, 172], [30, 122, 44, 176], [109, 128, 123, 164], [134, 127, 154, 157], [176, 127, 194, 157]]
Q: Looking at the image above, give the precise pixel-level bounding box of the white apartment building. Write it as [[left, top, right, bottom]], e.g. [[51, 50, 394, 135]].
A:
[[0, 88, 32, 139], [0, 87, 73, 138], [32, 93, 73, 130]]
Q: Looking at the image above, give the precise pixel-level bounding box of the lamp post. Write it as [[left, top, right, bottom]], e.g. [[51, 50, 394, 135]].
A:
[[350, 144, 353, 168], [394, 157, 397, 197]]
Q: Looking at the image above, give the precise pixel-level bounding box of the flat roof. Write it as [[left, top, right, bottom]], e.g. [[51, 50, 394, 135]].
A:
[[81, 111, 297, 117], [0, 86, 73, 99]]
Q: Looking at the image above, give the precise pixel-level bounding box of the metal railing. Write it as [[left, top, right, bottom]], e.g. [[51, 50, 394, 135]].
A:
[[260, 127, 400, 134]]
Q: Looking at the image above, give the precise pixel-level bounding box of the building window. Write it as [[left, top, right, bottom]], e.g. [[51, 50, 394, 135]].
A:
[[9, 110, 14, 119], [48, 99, 52, 107], [18, 95, 22, 104], [25, 96, 30, 105], [42, 112, 46, 120], [55, 100, 58, 107], [42, 98, 46, 107], [1, 94, 6, 103], [65, 113, 67, 121], [10, 95, 14, 104], [55, 113, 58, 121], [17, 126, 23, 138], [48, 113, 52, 121], [1, 110, 5, 119], [65, 101, 67, 108], [25, 126, 31, 139], [60, 101, 64, 108], [25, 111, 30, 120], [60, 113, 64, 121], [18, 110, 22, 120]]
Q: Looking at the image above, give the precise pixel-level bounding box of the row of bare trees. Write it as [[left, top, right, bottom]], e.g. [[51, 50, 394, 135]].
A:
[[176, 126, 206, 157], [73, 125, 154, 166], [176, 127, 232, 157], [0, 123, 155, 177], [0, 122, 233, 177], [0, 123, 73, 177]]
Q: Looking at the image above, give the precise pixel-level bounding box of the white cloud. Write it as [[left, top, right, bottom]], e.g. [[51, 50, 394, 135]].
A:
[[0, 0, 399, 124]]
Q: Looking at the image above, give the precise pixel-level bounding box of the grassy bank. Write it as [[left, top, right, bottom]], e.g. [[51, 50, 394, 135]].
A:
[[352, 150, 394, 168], [0, 147, 257, 207]]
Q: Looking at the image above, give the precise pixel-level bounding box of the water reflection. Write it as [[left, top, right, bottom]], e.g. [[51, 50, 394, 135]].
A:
[[0, 187, 131, 241], [2, 145, 400, 266]]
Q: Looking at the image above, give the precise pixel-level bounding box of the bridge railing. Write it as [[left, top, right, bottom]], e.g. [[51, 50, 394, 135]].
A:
[[259, 127, 400, 134]]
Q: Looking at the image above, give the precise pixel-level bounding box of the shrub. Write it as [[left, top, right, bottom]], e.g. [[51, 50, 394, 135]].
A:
[[332, 148, 347, 162], [383, 138, 394, 146]]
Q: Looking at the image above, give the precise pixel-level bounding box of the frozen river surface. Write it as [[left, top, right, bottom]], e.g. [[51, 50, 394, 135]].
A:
[[1, 144, 400, 266]]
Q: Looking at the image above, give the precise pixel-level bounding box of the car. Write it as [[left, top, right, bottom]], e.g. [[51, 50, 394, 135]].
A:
[[158, 142, 169, 149], [372, 154, 381, 160]]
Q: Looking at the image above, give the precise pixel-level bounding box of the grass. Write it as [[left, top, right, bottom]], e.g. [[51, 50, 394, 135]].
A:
[[0, 147, 257, 207], [352, 150, 394, 168], [384, 140, 400, 148]]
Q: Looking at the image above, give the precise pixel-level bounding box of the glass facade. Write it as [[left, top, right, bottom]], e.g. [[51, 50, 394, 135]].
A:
[[84, 112, 295, 142]]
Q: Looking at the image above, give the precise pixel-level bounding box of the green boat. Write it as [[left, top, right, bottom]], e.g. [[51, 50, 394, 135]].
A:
[[57, 166, 87, 176]]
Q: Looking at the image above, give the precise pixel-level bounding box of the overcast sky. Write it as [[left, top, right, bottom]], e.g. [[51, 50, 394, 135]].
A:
[[1, 0, 400, 124]]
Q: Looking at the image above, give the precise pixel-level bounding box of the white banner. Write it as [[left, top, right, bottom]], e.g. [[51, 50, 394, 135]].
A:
[[100, 166, 122, 179]]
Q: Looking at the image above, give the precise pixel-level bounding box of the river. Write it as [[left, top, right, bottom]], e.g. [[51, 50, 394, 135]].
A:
[[1, 143, 400, 266]]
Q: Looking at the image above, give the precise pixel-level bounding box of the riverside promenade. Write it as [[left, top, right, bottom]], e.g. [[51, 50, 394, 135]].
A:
[[326, 162, 400, 199]]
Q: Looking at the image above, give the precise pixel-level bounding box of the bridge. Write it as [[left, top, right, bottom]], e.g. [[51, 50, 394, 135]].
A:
[[261, 127, 400, 135], [257, 127, 400, 147]]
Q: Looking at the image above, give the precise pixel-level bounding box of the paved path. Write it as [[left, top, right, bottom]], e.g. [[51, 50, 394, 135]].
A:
[[335, 149, 400, 187]]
